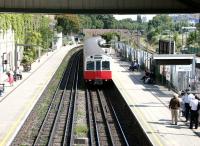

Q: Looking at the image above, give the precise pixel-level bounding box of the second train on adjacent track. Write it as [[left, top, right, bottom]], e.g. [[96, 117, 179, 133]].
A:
[[83, 37, 112, 84]]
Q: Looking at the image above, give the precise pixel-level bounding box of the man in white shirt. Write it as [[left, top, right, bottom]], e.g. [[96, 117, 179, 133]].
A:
[[188, 93, 195, 100], [183, 92, 195, 122], [189, 95, 199, 129]]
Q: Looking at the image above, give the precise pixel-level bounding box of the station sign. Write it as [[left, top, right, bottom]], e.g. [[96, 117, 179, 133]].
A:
[[176, 65, 192, 72]]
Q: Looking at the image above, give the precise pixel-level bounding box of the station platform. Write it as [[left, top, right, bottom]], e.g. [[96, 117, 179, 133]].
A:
[[0, 44, 78, 146], [112, 56, 200, 146]]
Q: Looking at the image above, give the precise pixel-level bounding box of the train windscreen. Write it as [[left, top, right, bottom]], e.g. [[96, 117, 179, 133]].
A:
[[102, 61, 110, 70], [87, 61, 94, 70], [96, 61, 101, 70]]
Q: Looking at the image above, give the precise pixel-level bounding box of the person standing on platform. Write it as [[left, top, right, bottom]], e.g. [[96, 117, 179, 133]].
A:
[[169, 94, 180, 125], [189, 95, 200, 129], [180, 91, 186, 117], [7, 71, 14, 86], [16, 67, 22, 80], [183, 91, 195, 122]]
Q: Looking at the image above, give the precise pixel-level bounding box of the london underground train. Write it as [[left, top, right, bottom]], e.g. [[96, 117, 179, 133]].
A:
[[83, 37, 112, 84]]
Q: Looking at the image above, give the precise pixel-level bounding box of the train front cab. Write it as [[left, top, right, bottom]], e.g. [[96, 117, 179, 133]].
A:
[[84, 55, 112, 85]]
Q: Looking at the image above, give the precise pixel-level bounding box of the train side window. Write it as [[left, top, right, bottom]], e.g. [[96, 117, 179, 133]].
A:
[[96, 61, 101, 70], [87, 61, 94, 70], [102, 61, 110, 70]]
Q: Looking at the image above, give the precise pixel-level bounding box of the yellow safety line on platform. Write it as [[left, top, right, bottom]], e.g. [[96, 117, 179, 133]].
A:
[[113, 74, 164, 146], [0, 85, 43, 146]]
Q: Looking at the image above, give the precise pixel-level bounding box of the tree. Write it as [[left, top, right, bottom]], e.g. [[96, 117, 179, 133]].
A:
[[147, 30, 158, 45], [38, 16, 54, 49], [101, 32, 120, 44], [56, 14, 80, 35], [96, 15, 115, 29], [22, 31, 42, 66], [148, 15, 173, 33], [79, 15, 92, 29], [147, 15, 173, 44], [187, 31, 198, 47]]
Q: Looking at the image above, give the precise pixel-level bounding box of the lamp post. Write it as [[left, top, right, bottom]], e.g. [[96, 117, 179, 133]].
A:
[[181, 27, 197, 90], [164, 30, 173, 90], [49, 21, 56, 54]]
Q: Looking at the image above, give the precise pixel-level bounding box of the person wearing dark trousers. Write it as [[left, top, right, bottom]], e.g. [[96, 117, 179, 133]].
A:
[[185, 103, 190, 122], [183, 91, 195, 122], [189, 95, 199, 129], [16, 67, 22, 80]]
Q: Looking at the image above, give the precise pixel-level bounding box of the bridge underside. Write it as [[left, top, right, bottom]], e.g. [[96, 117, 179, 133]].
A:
[[0, 0, 199, 13], [153, 54, 195, 65]]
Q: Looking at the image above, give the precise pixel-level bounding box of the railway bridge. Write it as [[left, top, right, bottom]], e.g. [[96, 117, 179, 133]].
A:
[[0, 0, 199, 13]]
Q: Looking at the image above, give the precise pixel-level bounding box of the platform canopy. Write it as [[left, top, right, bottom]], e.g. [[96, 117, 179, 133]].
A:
[[153, 54, 195, 65], [0, 0, 199, 13]]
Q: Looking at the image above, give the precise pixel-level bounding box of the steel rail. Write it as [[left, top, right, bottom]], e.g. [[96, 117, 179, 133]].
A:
[[33, 51, 77, 145], [86, 89, 94, 146], [47, 51, 81, 145], [96, 89, 115, 146], [106, 93, 130, 146], [69, 52, 82, 146], [62, 51, 82, 145], [89, 89, 101, 146]]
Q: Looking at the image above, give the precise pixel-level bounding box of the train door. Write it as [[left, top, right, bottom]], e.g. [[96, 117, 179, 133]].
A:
[[95, 60, 101, 79]]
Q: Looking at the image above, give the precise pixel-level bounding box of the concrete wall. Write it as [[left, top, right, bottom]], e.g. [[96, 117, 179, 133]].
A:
[[54, 32, 63, 50]]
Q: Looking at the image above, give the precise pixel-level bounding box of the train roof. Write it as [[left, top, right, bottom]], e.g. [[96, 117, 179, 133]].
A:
[[84, 37, 107, 58]]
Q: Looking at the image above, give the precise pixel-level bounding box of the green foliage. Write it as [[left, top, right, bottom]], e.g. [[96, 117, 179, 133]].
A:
[[187, 31, 198, 47], [56, 14, 80, 35], [101, 32, 120, 44], [96, 15, 115, 29], [38, 16, 54, 49], [21, 54, 34, 65], [0, 14, 53, 65], [148, 15, 173, 33], [185, 23, 200, 48], [74, 125, 88, 137], [147, 15, 173, 46], [79, 15, 92, 29], [0, 14, 53, 46], [56, 25, 63, 33], [23, 31, 42, 62], [173, 32, 182, 52], [147, 30, 159, 44], [25, 31, 42, 45]]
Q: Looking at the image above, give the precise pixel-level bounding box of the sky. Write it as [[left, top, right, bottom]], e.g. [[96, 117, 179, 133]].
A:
[[113, 14, 156, 22]]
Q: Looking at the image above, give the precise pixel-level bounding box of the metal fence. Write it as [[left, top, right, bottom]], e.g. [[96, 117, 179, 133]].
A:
[[115, 42, 196, 92]]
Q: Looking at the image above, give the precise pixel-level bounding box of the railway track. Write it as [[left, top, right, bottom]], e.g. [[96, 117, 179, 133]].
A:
[[87, 88, 129, 146], [33, 50, 82, 146]]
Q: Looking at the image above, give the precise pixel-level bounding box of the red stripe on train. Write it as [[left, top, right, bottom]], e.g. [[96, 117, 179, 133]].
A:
[[84, 71, 112, 80]]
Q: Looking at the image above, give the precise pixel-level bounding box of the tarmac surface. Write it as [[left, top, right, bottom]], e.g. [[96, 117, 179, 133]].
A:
[[112, 55, 200, 146]]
